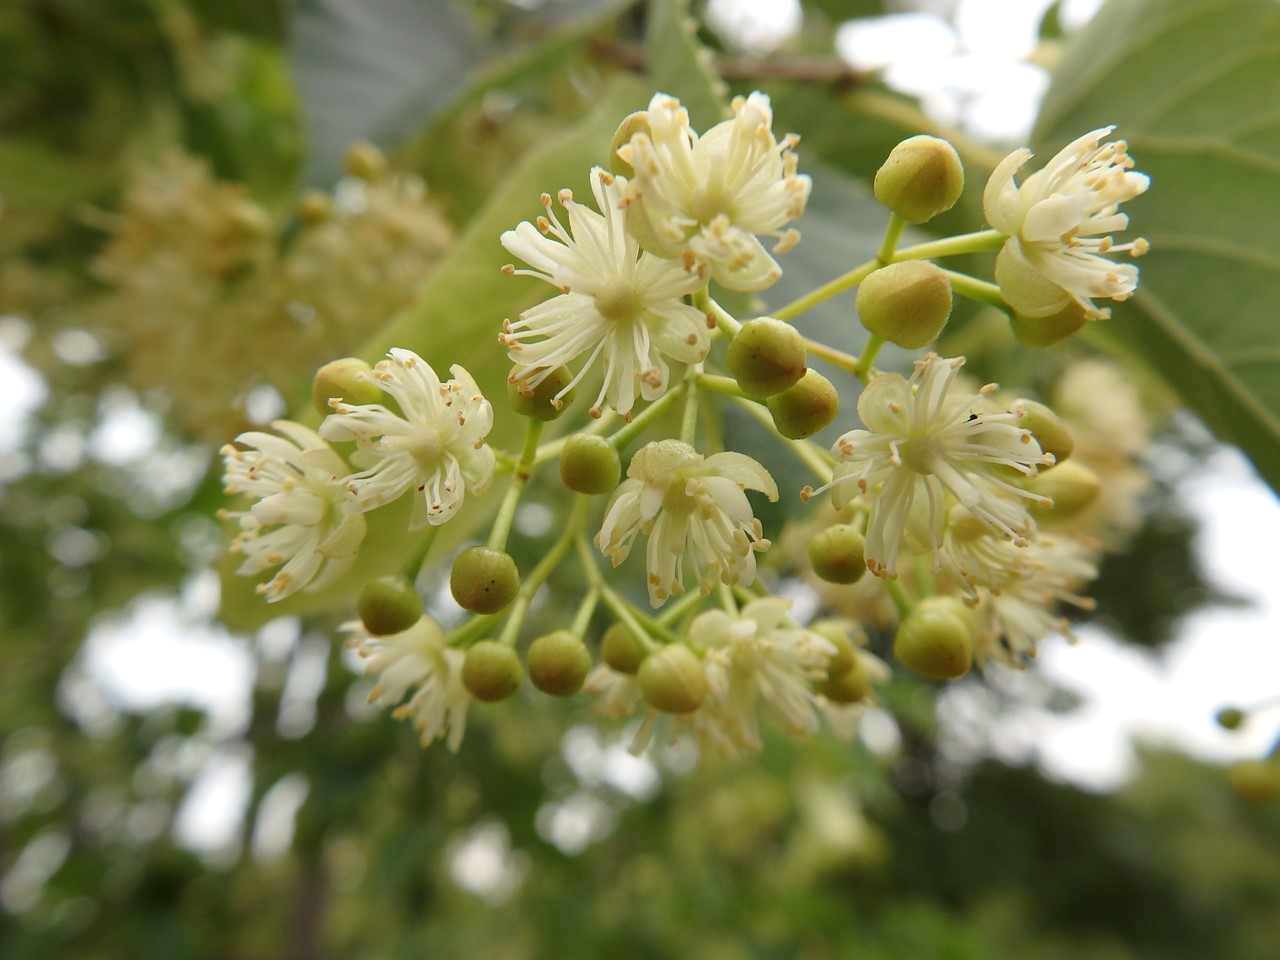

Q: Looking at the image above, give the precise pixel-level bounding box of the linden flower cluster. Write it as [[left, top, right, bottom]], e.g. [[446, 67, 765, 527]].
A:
[[500, 91, 811, 417], [216, 90, 1155, 762]]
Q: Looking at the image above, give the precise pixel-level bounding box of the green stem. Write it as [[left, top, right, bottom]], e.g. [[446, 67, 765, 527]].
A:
[[398, 524, 441, 581], [730, 395, 833, 481], [804, 338, 860, 374], [886, 578, 913, 620], [487, 418, 544, 551], [609, 381, 688, 451], [654, 588, 708, 627], [939, 268, 1008, 310], [697, 373, 752, 399], [447, 612, 501, 649], [693, 288, 741, 336], [771, 260, 879, 322], [877, 213, 908, 264], [680, 364, 701, 445], [496, 494, 591, 647], [770, 229, 1006, 323], [853, 334, 885, 382], [570, 589, 600, 638], [894, 229, 1005, 261], [718, 582, 738, 615]]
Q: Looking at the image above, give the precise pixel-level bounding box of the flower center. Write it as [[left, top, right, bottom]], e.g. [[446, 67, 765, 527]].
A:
[[900, 435, 943, 474], [661, 476, 699, 517], [690, 184, 730, 225], [594, 285, 642, 324], [402, 425, 443, 469]]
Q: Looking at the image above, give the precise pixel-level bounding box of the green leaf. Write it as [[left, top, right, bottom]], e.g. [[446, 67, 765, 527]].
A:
[[218, 76, 649, 629], [1034, 0, 1280, 493], [644, 0, 728, 129]]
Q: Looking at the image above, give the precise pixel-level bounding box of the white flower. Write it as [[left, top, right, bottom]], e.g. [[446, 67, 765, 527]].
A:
[[975, 536, 1099, 664], [500, 167, 710, 417], [690, 597, 837, 756], [618, 91, 812, 291], [319, 349, 495, 530], [343, 616, 471, 751], [582, 664, 643, 719], [984, 127, 1149, 320], [814, 354, 1054, 579], [220, 420, 366, 601], [596, 440, 778, 607]]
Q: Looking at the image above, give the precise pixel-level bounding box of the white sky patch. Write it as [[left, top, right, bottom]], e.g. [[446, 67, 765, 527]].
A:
[[447, 821, 528, 904], [173, 743, 254, 864], [706, 0, 802, 56], [80, 594, 255, 737]]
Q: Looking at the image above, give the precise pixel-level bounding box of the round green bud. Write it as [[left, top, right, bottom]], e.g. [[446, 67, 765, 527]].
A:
[[638, 644, 707, 714], [462, 640, 524, 702], [1028, 460, 1101, 519], [1215, 707, 1247, 731], [508, 366, 575, 421], [312, 358, 383, 414], [809, 618, 868, 678], [450, 546, 520, 615], [1017, 399, 1074, 463], [1225, 758, 1280, 805], [856, 260, 953, 349], [816, 655, 871, 704], [357, 575, 424, 636], [808, 524, 867, 585], [297, 190, 333, 224], [610, 111, 651, 179], [894, 596, 974, 681], [873, 135, 964, 224], [726, 317, 807, 399], [344, 140, 388, 181], [527, 630, 593, 697], [601, 623, 646, 674], [767, 369, 839, 440], [560, 434, 621, 495]]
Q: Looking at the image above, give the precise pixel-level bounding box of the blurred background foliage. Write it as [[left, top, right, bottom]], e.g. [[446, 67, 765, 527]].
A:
[[2, 0, 1278, 957]]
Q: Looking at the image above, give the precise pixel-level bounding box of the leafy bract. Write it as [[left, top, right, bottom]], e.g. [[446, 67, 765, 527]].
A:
[[1035, 0, 1280, 492]]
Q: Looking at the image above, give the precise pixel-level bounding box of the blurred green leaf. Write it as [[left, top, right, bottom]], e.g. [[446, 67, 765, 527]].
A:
[[1034, 0, 1280, 493], [644, 0, 728, 129]]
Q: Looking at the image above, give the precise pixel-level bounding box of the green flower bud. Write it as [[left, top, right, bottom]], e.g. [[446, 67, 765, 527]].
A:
[[312, 358, 382, 414], [638, 644, 707, 714], [450, 546, 520, 615], [856, 260, 953, 349], [726, 317, 807, 399], [357, 575, 424, 636], [610, 110, 651, 179], [462, 640, 524, 702], [767, 369, 839, 439], [560, 434, 621, 495], [817, 655, 871, 704], [1027, 460, 1101, 519], [297, 190, 333, 224], [894, 596, 974, 681], [808, 524, 867, 585], [508, 366, 575, 421], [1225, 758, 1280, 805], [873, 135, 965, 224], [527, 629, 593, 697], [1010, 298, 1090, 347], [344, 140, 387, 181], [601, 623, 646, 674], [809, 618, 868, 678], [1017, 399, 1074, 463], [1215, 707, 1246, 731]]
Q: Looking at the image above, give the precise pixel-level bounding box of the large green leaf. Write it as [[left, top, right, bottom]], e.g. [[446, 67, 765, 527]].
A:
[[1034, 0, 1280, 492], [644, 0, 728, 128]]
